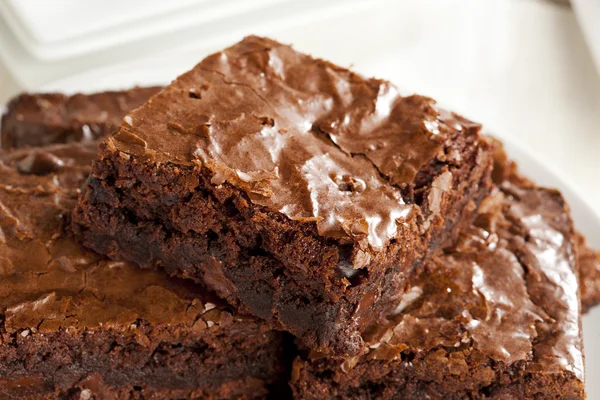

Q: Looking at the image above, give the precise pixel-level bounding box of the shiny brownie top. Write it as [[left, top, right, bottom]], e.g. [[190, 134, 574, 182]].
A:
[[107, 36, 483, 250]]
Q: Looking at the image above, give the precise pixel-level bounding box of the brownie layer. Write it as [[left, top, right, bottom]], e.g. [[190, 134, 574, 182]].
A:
[[0, 143, 284, 399], [1, 322, 280, 400], [0, 86, 161, 149], [290, 177, 585, 399], [5, 375, 273, 400], [72, 36, 494, 355]]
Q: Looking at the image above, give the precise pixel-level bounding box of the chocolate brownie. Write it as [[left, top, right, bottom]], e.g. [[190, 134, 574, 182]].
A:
[[0, 143, 285, 399], [0, 86, 161, 149], [72, 36, 494, 356], [491, 138, 600, 312], [290, 173, 585, 399]]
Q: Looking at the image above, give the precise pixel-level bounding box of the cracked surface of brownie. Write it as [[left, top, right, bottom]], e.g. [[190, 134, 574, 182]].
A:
[[491, 138, 600, 312], [0, 143, 284, 399], [72, 36, 494, 356], [1, 86, 161, 149], [290, 169, 585, 399]]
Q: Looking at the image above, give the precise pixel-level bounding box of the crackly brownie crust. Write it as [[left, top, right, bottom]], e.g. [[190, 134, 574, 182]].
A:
[[0, 86, 161, 149], [72, 36, 494, 356], [0, 143, 284, 399], [290, 174, 585, 399], [491, 138, 600, 312]]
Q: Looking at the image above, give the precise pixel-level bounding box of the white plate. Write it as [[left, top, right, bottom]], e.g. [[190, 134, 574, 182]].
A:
[[39, 54, 600, 395], [0, 0, 300, 60]]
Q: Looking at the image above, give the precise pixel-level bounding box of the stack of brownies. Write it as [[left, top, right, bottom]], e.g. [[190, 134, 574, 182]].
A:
[[1, 36, 598, 399]]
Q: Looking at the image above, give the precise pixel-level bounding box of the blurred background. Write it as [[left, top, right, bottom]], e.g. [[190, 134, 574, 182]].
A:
[[0, 0, 599, 206]]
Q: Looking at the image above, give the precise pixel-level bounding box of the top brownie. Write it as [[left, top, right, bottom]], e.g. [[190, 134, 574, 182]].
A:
[[73, 36, 493, 355], [1, 86, 161, 149]]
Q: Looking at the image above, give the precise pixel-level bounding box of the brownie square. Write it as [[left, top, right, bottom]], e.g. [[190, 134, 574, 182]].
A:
[[290, 165, 585, 399], [1, 86, 161, 149], [72, 36, 494, 355], [491, 137, 600, 312], [0, 143, 285, 399]]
